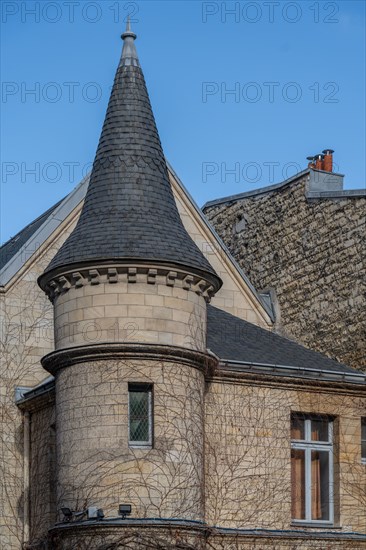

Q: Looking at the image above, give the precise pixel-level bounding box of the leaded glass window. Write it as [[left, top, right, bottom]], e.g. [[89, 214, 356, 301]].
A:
[[128, 384, 152, 446]]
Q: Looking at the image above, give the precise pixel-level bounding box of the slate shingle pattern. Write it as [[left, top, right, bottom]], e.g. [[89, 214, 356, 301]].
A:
[[45, 33, 218, 282], [207, 305, 356, 373], [0, 200, 62, 271]]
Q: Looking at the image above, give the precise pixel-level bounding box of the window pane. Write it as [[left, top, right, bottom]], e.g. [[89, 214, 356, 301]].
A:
[[311, 417, 329, 442], [129, 390, 150, 443], [362, 419, 366, 440], [311, 451, 330, 520], [291, 449, 305, 519], [362, 440, 366, 460], [130, 417, 149, 442], [291, 415, 305, 440]]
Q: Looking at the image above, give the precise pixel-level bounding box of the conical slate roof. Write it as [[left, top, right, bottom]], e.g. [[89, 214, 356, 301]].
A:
[[43, 23, 219, 285]]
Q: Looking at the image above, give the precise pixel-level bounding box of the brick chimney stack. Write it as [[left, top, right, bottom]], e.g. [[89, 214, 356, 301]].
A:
[[307, 149, 335, 172], [315, 154, 324, 170], [322, 149, 334, 172]]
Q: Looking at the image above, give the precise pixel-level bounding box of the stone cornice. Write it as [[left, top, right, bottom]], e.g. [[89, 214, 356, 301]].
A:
[[47, 518, 366, 542], [41, 342, 219, 376], [38, 261, 220, 303], [47, 519, 207, 545]]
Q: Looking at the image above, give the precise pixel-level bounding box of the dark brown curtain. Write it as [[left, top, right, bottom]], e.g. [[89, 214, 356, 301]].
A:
[[311, 451, 322, 519]]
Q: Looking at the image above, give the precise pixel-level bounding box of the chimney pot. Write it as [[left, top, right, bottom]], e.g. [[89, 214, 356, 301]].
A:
[[306, 155, 316, 169]]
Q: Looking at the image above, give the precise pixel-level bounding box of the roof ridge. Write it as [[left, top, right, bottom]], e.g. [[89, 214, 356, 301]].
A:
[[202, 169, 310, 209]]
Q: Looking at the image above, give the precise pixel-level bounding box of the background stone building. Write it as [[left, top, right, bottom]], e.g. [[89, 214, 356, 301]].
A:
[[204, 166, 365, 371], [1, 22, 365, 550]]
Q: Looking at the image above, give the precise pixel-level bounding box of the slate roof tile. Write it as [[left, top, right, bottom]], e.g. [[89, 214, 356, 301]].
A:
[[207, 305, 357, 374], [0, 200, 62, 271], [43, 26, 220, 285]]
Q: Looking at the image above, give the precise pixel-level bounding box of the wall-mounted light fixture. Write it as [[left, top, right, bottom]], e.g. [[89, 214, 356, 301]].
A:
[[61, 507, 73, 521], [118, 504, 132, 519]]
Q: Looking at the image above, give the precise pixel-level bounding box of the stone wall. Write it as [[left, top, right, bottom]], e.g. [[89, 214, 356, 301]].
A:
[[29, 402, 56, 544], [46, 523, 366, 550], [47, 523, 206, 550], [0, 170, 271, 549], [171, 172, 272, 329], [51, 273, 207, 352], [204, 175, 366, 370], [207, 534, 366, 549], [0, 209, 80, 550], [205, 375, 366, 533], [26, 372, 366, 549], [55, 358, 205, 521]]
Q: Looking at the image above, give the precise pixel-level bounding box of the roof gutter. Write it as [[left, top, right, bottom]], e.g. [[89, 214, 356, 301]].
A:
[[16, 376, 55, 409], [219, 360, 366, 385]]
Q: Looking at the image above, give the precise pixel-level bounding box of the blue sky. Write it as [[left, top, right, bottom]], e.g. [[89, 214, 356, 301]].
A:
[[1, 0, 365, 244]]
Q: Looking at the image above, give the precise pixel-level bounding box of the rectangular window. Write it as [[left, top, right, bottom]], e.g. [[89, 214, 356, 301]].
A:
[[291, 413, 334, 524], [128, 384, 152, 447], [362, 418, 366, 464]]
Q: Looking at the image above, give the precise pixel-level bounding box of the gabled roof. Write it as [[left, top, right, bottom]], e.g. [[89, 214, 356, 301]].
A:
[[0, 176, 89, 287], [0, 199, 62, 271], [203, 168, 365, 210], [41, 23, 220, 290], [207, 305, 363, 379], [0, 169, 273, 326]]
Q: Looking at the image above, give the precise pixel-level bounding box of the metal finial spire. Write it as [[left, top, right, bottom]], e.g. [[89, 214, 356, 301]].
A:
[[120, 16, 138, 66], [121, 16, 136, 40]]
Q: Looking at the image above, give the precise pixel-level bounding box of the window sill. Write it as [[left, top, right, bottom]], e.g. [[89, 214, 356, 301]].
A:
[[128, 444, 152, 450]]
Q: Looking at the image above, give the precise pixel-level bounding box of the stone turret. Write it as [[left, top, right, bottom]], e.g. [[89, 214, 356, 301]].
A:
[[38, 21, 221, 548]]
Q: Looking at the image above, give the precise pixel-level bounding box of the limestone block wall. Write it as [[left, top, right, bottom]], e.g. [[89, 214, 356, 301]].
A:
[[48, 524, 206, 550], [52, 275, 207, 352], [29, 402, 56, 544], [205, 377, 366, 533], [207, 535, 366, 550], [171, 174, 272, 329], [204, 176, 366, 370], [47, 524, 366, 550], [0, 210, 80, 550], [27, 373, 366, 550], [55, 359, 205, 521]]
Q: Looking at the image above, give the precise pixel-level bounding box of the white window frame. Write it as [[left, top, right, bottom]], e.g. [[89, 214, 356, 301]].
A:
[[128, 384, 153, 448], [291, 415, 334, 525]]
